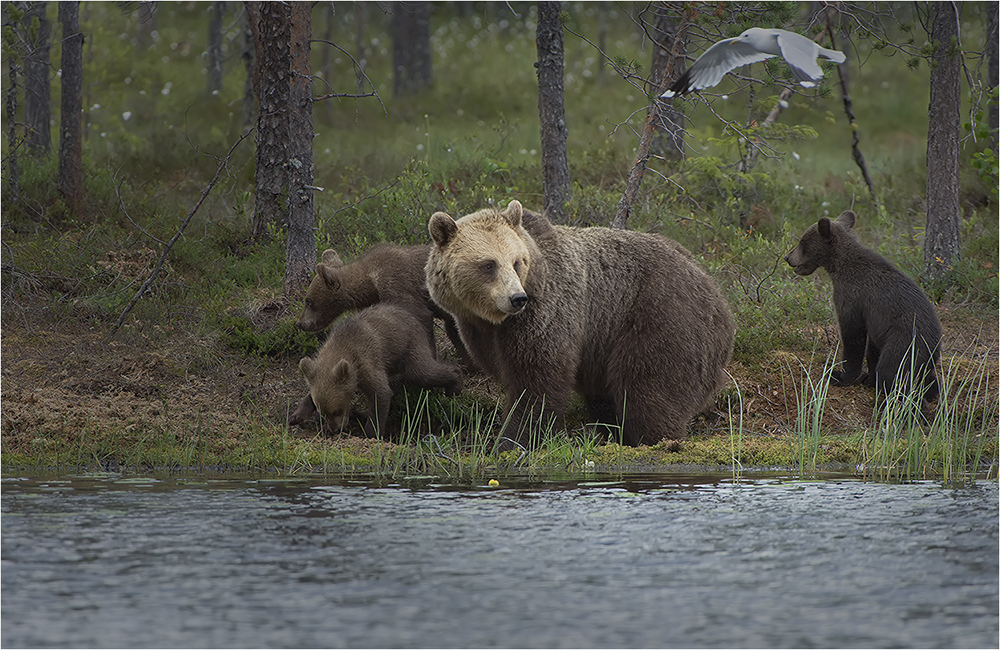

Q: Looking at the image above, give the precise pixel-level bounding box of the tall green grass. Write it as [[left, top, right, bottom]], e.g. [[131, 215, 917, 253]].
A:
[[860, 343, 997, 484], [784, 348, 838, 476]]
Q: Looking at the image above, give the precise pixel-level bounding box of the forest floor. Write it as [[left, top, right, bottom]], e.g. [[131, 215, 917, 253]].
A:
[[2, 295, 997, 475]]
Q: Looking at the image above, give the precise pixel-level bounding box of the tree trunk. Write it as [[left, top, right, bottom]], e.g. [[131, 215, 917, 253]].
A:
[[241, 2, 257, 130], [24, 1, 51, 157], [251, 0, 291, 242], [922, 1, 961, 282], [987, 2, 998, 153], [58, 1, 83, 218], [391, 2, 432, 96], [284, 1, 316, 299], [207, 1, 224, 96], [535, 1, 570, 222], [4, 3, 19, 200], [136, 2, 157, 49], [649, 2, 685, 160]]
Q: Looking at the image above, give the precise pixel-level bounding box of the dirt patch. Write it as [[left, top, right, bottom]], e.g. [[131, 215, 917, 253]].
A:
[[2, 301, 997, 469]]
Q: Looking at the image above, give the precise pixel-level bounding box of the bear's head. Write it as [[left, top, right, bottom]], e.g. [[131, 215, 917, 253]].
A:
[[426, 199, 544, 325], [297, 249, 345, 332], [299, 355, 356, 433], [785, 210, 857, 276]]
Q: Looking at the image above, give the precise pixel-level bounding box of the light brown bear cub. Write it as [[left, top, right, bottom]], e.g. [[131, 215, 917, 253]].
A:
[[425, 199, 735, 446], [298, 303, 463, 436], [291, 245, 471, 426], [296, 245, 467, 359]]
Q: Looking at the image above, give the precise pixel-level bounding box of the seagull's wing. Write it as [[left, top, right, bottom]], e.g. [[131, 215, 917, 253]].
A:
[[774, 31, 825, 87], [662, 38, 775, 97]]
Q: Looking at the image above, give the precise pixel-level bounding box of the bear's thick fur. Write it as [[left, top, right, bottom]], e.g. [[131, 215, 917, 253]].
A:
[[425, 199, 735, 446], [290, 244, 471, 426], [785, 210, 941, 403], [298, 303, 463, 436]]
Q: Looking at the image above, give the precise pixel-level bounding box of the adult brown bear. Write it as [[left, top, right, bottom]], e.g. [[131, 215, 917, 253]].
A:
[[425, 199, 734, 446]]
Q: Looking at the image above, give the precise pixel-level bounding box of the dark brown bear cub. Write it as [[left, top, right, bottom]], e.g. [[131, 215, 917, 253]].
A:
[[785, 210, 941, 404], [298, 304, 462, 437]]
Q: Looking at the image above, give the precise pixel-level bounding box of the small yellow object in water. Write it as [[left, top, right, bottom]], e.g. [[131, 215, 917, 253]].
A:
[[488, 479, 499, 487]]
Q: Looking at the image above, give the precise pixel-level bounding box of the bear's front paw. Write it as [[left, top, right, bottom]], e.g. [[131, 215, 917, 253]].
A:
[[830, 370, 849, 386]]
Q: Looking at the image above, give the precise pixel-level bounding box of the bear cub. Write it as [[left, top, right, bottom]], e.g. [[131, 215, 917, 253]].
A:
[[298, 303, 463, 436], [296, 245, 467, 360], [290, 244, 472, 426], [785, 210, 941, 404]]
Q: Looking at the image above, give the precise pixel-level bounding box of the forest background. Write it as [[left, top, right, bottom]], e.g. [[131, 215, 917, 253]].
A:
[[1, 1, 997, 478]]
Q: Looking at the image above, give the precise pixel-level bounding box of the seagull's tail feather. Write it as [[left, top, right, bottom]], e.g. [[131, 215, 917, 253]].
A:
[[818, 47, 846, 64], [661, 69, 695, 98]]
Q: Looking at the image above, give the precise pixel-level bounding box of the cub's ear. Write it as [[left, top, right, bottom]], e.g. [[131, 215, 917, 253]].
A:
[[299, 357, 317, 381], [429, 212, 458, 247], [321, 249, 343, 268], [332, 358, 354, 384], [817, 217, 833, 239], [318, 263, 341, 290], [835, 210, 856, 230], [503, 200, 523, 228]]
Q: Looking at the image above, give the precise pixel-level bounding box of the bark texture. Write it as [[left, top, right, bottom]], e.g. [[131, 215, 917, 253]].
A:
[[922, 1, 962, 281], [24, 1, 51, 156], [58, 1, 83, 218], [284, 1, 316, 298], [535, 1, 570, 222], [252, 0, 291, 241]]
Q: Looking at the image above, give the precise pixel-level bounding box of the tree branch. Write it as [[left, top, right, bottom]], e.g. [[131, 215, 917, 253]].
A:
[[108, 130, 253, 338]]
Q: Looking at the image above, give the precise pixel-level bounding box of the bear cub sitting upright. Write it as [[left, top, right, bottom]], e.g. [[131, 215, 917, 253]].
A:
[[785, 210, 941, 404], [298, 303, 463, 436]]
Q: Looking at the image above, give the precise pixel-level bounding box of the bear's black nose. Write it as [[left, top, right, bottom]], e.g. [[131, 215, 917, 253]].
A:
[[510, 293, 528, 311]]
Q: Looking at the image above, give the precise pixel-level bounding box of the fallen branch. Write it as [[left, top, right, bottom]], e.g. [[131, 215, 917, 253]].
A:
[[108, 130, 253, 337], [825, 7, 877, 202]]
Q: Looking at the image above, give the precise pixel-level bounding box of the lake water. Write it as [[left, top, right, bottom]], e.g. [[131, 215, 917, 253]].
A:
[[2, 472, 997, 648]]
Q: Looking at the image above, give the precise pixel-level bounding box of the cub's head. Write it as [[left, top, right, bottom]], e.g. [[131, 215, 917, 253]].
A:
[[426, 199, 543, 325], [784, 210, 856, 276], [296, 249, 346, 332], [298, 356, 357, 433]]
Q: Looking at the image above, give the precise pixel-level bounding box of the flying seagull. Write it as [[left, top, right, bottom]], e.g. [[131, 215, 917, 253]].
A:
[[661, 27, 846, 98]]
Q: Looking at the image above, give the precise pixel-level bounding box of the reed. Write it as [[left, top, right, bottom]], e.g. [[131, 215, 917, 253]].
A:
[[785, 348, 837, 475], [723, 371, 746, 482], [860, 342, 997, 484]]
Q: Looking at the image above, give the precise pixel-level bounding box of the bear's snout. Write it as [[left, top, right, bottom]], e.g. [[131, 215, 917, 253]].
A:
[[509, 292, 528, 312]]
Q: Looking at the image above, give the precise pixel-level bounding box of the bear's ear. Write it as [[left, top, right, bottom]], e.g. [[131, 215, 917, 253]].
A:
[[429, 212, 458, 247], [503, 200, 523, 228], [321, 249, 343, 268], [817, 217, 833, 239], [299, 357, 317, 381], [332, 359, 353, 384], [835, 210, 856, 230], [318, 264, 341, 290]]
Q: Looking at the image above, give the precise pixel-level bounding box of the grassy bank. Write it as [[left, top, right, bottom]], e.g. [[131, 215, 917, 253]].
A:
[[2, 3, 997, 481]]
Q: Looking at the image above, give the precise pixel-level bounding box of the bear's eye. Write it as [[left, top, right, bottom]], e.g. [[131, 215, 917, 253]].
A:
[[481, 261, 496, 274], [305, 298, 314, 309], [513, 260, 521, 273]]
